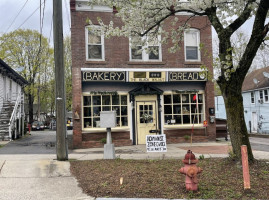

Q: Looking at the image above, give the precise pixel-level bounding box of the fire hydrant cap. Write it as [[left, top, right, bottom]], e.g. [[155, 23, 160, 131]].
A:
[[182, 150, 198, 164]]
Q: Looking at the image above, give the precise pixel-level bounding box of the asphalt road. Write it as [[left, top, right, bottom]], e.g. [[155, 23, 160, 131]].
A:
[[0, 130, 72, 154], [249, 137, 269, 152]]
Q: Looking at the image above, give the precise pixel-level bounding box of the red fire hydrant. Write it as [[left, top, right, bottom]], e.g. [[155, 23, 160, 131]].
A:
[[179, 150, 202, 191]]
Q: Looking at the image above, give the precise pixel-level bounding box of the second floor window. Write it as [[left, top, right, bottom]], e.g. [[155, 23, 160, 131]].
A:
[[86, 26, 104, 61], [184, 29, 200, 61], [264, 89, 269, 102], [251, 92, 255, 104], [130, 36, 162, 61], [259, 89, 269, 103]]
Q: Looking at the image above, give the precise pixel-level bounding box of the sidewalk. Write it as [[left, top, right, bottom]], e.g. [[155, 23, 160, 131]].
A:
[[68, 138, 269, 160], [69, 140, 232, 161]]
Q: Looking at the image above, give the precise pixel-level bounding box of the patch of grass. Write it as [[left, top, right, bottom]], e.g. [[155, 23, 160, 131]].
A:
[[183, 135, 190, 140], [199, 154, 205, 160], [100, 138, 106, 144], [70, 158, 269, 199]]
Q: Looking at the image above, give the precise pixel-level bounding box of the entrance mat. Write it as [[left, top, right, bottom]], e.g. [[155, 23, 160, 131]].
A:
[[180, 145, 232, 154]]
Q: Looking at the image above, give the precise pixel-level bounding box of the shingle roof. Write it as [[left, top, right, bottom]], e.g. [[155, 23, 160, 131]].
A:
[[242, 66, 269, 92], [0, 59, 28, 85]]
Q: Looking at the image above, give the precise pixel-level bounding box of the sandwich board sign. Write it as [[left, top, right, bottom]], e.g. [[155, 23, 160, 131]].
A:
[[146, 134, 167, 152]]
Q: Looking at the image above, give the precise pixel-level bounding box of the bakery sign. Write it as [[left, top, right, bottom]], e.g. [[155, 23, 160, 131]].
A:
[[169, 71, 207, 81], [82, 71, 126, 82]]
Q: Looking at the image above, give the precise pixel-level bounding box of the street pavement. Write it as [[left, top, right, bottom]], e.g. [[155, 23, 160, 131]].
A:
[[0, 130, 269, 200]]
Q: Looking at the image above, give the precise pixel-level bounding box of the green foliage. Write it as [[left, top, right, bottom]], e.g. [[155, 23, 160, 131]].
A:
[[228, 149, 237, 161], [183, 135, 190, 140], [199, 154, 205, 160], [0, 30, 72, 120], [100, 138, 107, 144], [0, 29, 54, 122]]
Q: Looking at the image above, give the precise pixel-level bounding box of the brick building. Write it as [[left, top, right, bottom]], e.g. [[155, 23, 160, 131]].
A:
[[70, 0, 216, 148]]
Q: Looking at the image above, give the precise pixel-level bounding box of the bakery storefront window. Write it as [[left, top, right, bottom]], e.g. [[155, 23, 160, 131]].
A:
[[83, 94, 128, 128], [163, 92, 204, 125]]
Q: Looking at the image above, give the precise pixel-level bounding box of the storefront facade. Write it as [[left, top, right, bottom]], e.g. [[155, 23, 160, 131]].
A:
[[70, 0, 216, 148]]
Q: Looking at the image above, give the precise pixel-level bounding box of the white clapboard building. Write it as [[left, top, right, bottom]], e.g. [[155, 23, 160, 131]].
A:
[[0, 59, 28, 140]]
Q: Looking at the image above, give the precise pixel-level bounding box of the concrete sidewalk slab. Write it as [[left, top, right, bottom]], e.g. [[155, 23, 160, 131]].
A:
[[0, 160, 70, 178], [0, 159, 91, 200], [0, 177, 92, 200]]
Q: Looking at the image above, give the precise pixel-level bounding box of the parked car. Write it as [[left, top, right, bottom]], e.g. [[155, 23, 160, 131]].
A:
[[32, 121, 45, 131]]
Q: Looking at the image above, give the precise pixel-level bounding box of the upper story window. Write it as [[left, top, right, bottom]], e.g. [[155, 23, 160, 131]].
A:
[[129, 35, 162, 61], [86, 26, 104, 61], [264, 89, 269, 102], [184, 29, 200, 61], [251, 92, 255, 104], [259, 89, 269, 103]]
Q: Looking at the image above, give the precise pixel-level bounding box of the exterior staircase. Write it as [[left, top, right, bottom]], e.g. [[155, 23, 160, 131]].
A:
[[0, 101, 15, 140]]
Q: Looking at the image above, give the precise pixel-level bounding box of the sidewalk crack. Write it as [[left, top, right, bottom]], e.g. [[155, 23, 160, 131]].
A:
[[0, 160, 6, 174]]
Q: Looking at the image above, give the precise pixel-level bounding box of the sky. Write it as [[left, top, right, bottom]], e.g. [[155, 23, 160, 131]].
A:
[[0, 0, 71, 45], [0, 0, 259, 47]]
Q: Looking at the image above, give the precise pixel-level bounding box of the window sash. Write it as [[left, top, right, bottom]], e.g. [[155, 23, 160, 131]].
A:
[[129, 36, 161, 61], [83, 94, 128, 129], [86, 26, 104, 61], [251, 92, 255, 104], [264, 89, 268, 102], [260, 90, 263, 100], [163, 93, 204, 125], [184, 29, 200, 61]]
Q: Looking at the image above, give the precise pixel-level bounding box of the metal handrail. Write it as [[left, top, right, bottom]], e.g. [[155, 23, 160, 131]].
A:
[[8, 93, 21, 140]]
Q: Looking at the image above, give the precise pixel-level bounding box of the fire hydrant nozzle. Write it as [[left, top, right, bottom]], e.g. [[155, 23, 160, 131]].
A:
[[179, 150, 202, 191]]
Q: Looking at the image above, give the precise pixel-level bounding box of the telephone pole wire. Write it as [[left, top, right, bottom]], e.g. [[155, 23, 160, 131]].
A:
[[53, 0, 68, 160]]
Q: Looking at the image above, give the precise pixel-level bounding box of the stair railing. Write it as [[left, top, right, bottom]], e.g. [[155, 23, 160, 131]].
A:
[[0, 96, 4, 114], [8, 92, 21, 140]]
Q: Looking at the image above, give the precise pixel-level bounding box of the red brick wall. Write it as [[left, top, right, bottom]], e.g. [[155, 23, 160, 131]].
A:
[[71, 8, 215, 148]]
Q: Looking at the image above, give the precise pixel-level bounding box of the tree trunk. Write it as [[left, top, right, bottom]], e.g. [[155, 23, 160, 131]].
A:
[[28, 94, 34, 124], [222, 86, 254, 162]]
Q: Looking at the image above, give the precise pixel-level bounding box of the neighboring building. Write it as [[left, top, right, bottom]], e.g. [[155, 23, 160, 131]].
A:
[[242, 67, 269, 134], [215, 95, 226, 119], [0, 59, 28, 140], [215, 66, 269, 134], [70, 1, 216, 148]]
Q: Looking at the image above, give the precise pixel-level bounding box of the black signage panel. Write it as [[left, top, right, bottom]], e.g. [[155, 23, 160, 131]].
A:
[[169, 72, 207, 81], [82, 71, 126, 82], [149, 72, 162, 78]]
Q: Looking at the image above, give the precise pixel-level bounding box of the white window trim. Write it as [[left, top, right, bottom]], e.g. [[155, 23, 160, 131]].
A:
[[82, 92, 129, 130], [162, 91, 205, 128], [129, 35, 162, 62], [262, 89, 269, 103], [184, 28, 201, 62], [251, 91, 255, 104], [85, 25, 105, 61]]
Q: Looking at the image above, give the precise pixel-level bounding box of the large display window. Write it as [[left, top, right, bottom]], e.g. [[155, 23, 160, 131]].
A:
[[163, 92, 205, 125], [83, 93, 128, 129]]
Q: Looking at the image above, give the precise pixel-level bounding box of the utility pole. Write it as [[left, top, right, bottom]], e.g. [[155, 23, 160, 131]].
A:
[[53, 0, 68, 160]]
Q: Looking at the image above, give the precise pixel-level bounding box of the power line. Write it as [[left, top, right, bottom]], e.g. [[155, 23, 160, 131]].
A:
[[5, 0, 29, 33], [17, 1, 45, 30]]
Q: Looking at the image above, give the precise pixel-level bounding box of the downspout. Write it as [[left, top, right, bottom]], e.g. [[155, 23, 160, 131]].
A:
[[157, 94, 162, 135]]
